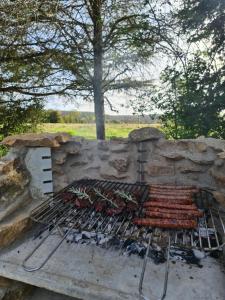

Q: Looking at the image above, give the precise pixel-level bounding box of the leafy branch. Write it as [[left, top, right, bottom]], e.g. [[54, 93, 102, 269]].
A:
[[68, 187, 93, 204], [93, 188, 118, 208], [114, 190, 138, 205]]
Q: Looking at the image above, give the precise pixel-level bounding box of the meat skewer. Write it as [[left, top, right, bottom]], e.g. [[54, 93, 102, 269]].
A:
[[133, 218, 197, 229], [147, 206, 203, 217]]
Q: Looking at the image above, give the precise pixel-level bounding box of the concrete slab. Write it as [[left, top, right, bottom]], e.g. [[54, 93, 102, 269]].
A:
[[0, 228, 224, 300], [26, 288, 78, 300]]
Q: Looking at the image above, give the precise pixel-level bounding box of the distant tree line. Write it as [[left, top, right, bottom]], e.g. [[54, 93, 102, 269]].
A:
[[43, 110, 158, 124]]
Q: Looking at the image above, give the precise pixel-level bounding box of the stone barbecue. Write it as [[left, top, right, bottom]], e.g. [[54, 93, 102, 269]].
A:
[[0, 127, 225, 300]]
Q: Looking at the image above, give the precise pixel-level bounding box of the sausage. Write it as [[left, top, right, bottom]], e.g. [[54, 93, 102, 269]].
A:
[[143, 201, 198, 210], [150, 191, 198, 197], [145, 211, 197, 220], [146, 207, 203, 217], [133, 218, 197, 229], [150, 184, 197, 189], [150, 184, 198, 191], [149, 194, 192, 199], [148, 198, 193, 205]]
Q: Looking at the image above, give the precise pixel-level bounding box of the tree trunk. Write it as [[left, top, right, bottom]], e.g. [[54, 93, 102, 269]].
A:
[[93, 1, 105, 140]]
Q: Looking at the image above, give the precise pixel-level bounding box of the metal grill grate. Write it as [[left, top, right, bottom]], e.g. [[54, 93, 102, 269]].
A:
[[22, 180, 225, 300]]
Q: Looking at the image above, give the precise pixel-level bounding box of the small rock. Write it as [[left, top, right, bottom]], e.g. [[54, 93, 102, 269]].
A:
[[129, 127, 164, 142], [100, 164, 128, 180], [161, 152, 184, 161], [109, 157, 130, 173]]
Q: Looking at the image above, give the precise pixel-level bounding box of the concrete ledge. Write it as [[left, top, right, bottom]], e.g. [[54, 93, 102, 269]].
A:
[[0, 229, 224, 300]]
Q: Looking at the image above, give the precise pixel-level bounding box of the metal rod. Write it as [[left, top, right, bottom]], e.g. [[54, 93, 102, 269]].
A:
[[160, 234, 170, 300], [22, 208, 87, 272], [139, 232, 152, 300]]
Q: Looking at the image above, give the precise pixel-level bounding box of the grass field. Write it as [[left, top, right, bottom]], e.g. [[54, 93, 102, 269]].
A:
[[38, 123, 161, 139]]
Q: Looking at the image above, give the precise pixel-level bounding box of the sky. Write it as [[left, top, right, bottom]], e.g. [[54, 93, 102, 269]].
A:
[[45, 54, 167, 115], [45, 92, 134, 115]]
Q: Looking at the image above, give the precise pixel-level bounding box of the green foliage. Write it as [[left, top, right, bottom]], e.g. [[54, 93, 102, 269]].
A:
[[154, 55, 225, 139], [0, 145, 8, 158], [44, 110, 63, 123], [62, 111, 95, 124], [178, 0, 225, 53], [0, 97, 45, 141]]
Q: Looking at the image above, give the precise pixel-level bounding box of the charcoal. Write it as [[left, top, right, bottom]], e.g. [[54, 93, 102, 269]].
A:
[[74, 234, 83, 243], [66, 234, 74, 242], [148, 248, 166, 264], [124, 242, 146, 257], [170, 246, 203, 267], [82, 231, 96, 239], [192, 249, 205, 260], [209, 250, 222, 259], [99, 236, 111, 245], [106, 236, 121, 249], [122, 238, 136, 248]]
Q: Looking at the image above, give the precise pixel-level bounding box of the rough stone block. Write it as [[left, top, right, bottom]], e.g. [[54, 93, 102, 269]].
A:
[[0, 215, 32, 249], [160, 152, 185, 161], [52, 151, 67, 165], [1, 133, 71, 148], [210, 168, 225, 185], [147, 162, 174, 177], [109, 157, 130, 173], [129, 127, 164, 142], [62, 142, 81, 154], [100, 164, 128, 180]]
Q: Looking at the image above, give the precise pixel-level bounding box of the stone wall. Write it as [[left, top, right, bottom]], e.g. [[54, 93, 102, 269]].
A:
[[50, 128, 225, 197], [0, 129, 225, 296], [1, 128, 225, 213]]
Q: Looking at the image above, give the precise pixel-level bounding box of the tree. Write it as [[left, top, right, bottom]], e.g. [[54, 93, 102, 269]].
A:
[[0, 1, 175, 139], [43, 0, 168, 139], [154, 54, 225, 139], [45, 110, 63, 123], [0, 1, 68, 98], [0, 96, 44, 141]]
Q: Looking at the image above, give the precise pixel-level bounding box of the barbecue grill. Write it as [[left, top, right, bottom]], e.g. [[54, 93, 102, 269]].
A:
[[22, 179, 225, 300]]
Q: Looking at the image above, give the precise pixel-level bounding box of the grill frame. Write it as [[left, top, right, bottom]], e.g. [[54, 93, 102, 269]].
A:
[[23, 179, 225, 299]]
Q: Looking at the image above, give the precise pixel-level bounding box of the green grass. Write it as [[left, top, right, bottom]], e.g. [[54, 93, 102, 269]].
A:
[[38, 123, 161, 139]]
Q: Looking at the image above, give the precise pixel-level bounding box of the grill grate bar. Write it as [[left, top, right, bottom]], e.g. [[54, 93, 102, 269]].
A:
[[29, 181, 225, 255]]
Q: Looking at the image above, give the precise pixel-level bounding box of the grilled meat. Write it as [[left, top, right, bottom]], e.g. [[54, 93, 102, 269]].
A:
[[133, 218, 197, 229]]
